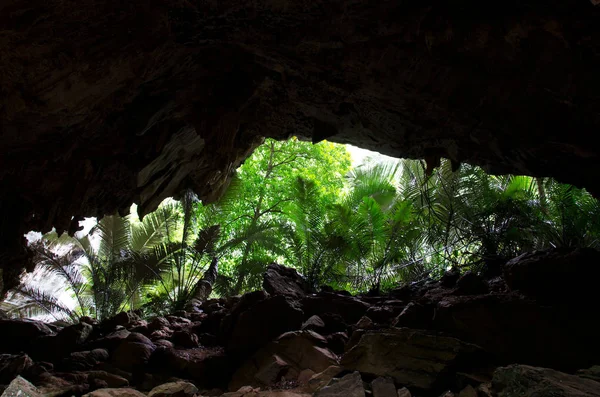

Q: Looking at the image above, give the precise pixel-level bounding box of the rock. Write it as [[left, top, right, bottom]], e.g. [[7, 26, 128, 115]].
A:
[[325, 332, 348, 355], [303, 366, 343, 393], [503, 248, 600, 302], [341, 328, 482, 391], [58, 348, 109, 371], [354, 316, 374, 330], [0, 376, 42, 397], [365, 304, 405, 324], [492, 364, 600, 396], [149, 317, 172, 332], [371, 377, 396, 397], [154, 339, 175, 349], [391, 302, 433, 329], [297, 369, 316, 384], [230, 331, 338, 391], [396, 388, 411, 397], [263, 264, 311, 299], [457, 385, 477, 397], [440, 268, 461, 287], [301, 315, 325, 332], [83, 388, 147, 397], [102, 312, 139, 330], [86, 329, 131, 352], [302, 294, 369, 324], [317, 313, 349, 334], [0, 319, 53, 354], [85, 371, 129, 388], [171, 330, 199, 348], [0, 354, 33, 384], [111, 333, 156, 372], [315, 371, 365, 397], [454, 272, 488, 295], [254, 355, 290, 385], [148, 381, 199, 397], [433, 294, 600, 370], [56, 322, 93, 346], [578, 366, 600, 382], [227, 295, 304, 354]]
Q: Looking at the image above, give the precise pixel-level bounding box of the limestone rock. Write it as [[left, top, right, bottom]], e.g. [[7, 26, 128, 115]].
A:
[[492, 364, 600, 397], [148, 381, 199, 397], [315, 371, 365, 397], [341, 328, 481, 390]]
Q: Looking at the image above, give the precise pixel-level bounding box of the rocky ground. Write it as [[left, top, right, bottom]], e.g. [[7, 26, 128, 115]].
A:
[[1, 248, 600, 397]]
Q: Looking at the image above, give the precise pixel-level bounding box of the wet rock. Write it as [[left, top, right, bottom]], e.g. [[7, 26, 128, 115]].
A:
[[315, 371, 365, 397], [302, 294, 369, 324], [0, 354, 33, 384], [492, 364, 600, 396], [454, 272, 488, 295], [0, 319, 53, 354], [82, 387, 147, 397], [341, 328, 482, 391], [263, 263, 311, 299], [371, 377, 396, 397], [171, 330, 199, 348], [504, 248, 600, 302], [148, 381, 199, 397]]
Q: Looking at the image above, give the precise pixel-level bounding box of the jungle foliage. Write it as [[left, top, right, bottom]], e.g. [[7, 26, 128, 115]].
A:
[[5, 138, 600, 320]]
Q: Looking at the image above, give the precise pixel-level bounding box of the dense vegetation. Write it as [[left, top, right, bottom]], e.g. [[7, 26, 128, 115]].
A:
[[4, 138, 600, 321]]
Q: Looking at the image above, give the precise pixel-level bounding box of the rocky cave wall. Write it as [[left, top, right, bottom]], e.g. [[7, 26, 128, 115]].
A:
[[1, 0, 600, 292]]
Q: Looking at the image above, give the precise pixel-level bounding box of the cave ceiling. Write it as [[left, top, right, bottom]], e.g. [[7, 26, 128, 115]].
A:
[[1, 0, 599, 290]]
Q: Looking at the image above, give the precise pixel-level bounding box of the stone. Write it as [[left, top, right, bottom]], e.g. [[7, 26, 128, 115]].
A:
[[82, 388, 147, 397], [440, 268, 461, 287], [457, 385, 477, 397], [354, 316, 374, 330], [297, 369, 316, 384], [341, 328, 482, 391], [371, 377, 396, 397], [1, 376, 42, 397], [492, 364, 600, 396], [227, 295, 304, 354], [454, 272, 488, 295], [149, 317, 172, 332], [263, 263, 311, 299], [148, 381, 199, 397], [504, 248, 600, 303], [578, 366, 600, 382], [102, 312, 139, 330], [365, 304, 405, 324], [254, 355, 290, 385], [85, 371, 129, 388], [301, 315, 325, 332], [303, 366, 343, 393], [325, 332, 348, 355], [391, 302, 433, 330], [111, 333, 156, 371], [396, 388, 411, 397], [315, 371, 365, 397], [0, 354, 33, 384], [85, 329, 131, 352], [171, 330, 199, 348], [0, 319, 53, 354], [302, 294, 370, 324], [58, 348, 109, 371]]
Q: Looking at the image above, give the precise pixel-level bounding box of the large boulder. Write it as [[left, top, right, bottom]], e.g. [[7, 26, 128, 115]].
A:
[[82, 388, 147, 397], [58, 348, 109, 371], [148, 381, 199, 397], [0, 353, 33, 384], [0, 376, 42, 397], [432, 294, 600, 370], [111, 333, 156, 372], [0, 319, 53, 354], [227, 295, 304, 355], [341, 328, 483, 391], [492, 364, 600, 396], [314, 371, 365, 397], [503, 248, 600, 302], [301, 293, 370, 324], [263, 264, 311, 299]]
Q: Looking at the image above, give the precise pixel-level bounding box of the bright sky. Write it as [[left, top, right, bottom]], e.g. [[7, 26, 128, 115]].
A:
[[346, 144, 398, 166]]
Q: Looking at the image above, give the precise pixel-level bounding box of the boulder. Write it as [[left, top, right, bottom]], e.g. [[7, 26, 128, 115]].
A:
[[227, 295, 304, 354], [149, 317, 172, 332], [55, 322, 94, 349], [392, 302, 434, 330], [83, 387, 147, 397], [101, 312, 139, 330], [578, 366, 600, 383], [111, 333, 156, 372], [492, 364, 600, 396], [85, 371, 129, 388], [171, 330, 199, 348], [58, 348, 109, 371], [85, 329, 131, 352], [341, 328, 482, 391], [315, 371, 365, 397], [0, 376, 42, 397], [453, 272, 488, 296], [303, 366, 343, 393], [263, 263, 311, 299], [503, 248, 600, 302], [230, 331, 338, 391], [396, 388, 411, 397], [301, 315, 325, 332], [433, 294, 600, 370], [365, 303, 405, 324], [371, 377, 397, 397], [148, 381, 199, 397], [302, 294, 369, 324], [0, 354, 33, 384], [440, 268, 461, 288], [0, 319, 53, 354]]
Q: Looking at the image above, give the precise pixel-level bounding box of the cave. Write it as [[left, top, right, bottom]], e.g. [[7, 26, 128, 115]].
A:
[[1, 1, 600, 395]]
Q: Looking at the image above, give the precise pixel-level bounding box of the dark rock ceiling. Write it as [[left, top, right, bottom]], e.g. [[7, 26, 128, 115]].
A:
[[1, 0, 599, 292]]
